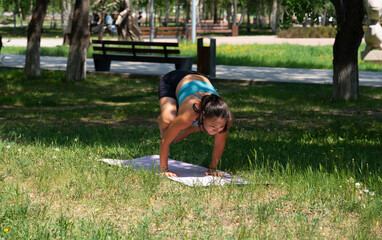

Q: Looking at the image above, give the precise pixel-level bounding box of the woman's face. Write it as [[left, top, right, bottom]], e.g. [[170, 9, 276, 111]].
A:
[[203, 117, 226, 135]]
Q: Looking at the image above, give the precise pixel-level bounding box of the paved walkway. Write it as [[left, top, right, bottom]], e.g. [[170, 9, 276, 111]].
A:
[[1, 36, 380, 87], [2, 36, 339, 47]]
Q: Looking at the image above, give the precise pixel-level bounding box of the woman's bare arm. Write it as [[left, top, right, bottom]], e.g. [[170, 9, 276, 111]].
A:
[[173, 126, 200, 143], [204, 132, 227, 177], [160, 115, 193, 177], [206, 118, 233, 177]]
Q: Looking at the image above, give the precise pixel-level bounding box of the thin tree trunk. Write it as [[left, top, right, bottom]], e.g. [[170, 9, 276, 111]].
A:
[[66, 0, 90, 82], [51, 0, 56, 29], [270, 0, 281, 34], [145, 4, 148, 26], [322, 7, 328, 26], [19, 5, 24, 27], [30, 0, 34, 21], [164, 0, 170, 26], [238, 5, 245, 25], [62, 0, 71, 34], [13, 10, 17, 29], [246, 0, 251, 32], [25, 0, 50, 77], [60, 0, 65, 30], [233, 0, 237, 24], [198, 0, 203, 24], [213, 0, 218, 24], [331, 0, 364, 101], [63, 0, 74, 43], [175, 0, 179, 26], [256, 0, 263, 28]]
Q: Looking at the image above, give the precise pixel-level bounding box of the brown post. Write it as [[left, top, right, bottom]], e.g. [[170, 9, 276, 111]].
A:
[[232, 24, 239, 36], [197, 38, 216, 77]]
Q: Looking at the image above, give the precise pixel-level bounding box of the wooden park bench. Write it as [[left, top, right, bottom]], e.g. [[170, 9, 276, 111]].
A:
[[187, 23, 239, 39], [140, 26, 186, 39], [91, 39, 193, 71]]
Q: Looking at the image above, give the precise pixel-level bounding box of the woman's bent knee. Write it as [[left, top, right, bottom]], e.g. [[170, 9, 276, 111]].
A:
[[160, 113, 176, 127]]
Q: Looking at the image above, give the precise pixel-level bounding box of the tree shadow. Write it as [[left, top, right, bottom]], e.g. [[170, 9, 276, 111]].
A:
[[1, 69, 381, 188]]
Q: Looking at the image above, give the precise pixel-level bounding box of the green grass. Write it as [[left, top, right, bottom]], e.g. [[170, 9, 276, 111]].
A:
[[0, 26, 65, 39], [0, 68, 381, 239], [2, 40, 382, 72]]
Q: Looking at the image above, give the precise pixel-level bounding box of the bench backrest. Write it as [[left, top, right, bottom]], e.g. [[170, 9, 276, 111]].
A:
[[92, 39, 180, 58], [140, 27, 186, 38], [187, 23, 231, 30]]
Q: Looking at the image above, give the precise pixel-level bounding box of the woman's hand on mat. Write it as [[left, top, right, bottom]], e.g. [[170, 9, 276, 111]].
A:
[[160, 167, 178, 177], [161, 170, 179, 177], [205, 168, 225, 178]]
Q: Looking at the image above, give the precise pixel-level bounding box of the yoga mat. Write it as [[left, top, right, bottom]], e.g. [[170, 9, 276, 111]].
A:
[[99, 155, 248, 187]]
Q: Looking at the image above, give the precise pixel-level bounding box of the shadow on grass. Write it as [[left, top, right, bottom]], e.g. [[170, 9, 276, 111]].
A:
[[1, 68, 382, 187]]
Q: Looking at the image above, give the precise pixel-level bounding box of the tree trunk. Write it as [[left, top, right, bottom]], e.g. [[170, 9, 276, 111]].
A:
[[256, 0, 263, 28], [13, 10, 17, 29], [198, 0, 203, 24], [330, 0, 364, 101], [175, 0, 179, 26], [233, 0, 237, 24], [213, 0, 218, 24], [25, 0, 50, 77], [19, 6, 24, 27], [246, 0, 251, 32], [195, 0, 200, 24], [164, 0, 170, 26], [51, 0, 56, 29], [238, 4, 245, 25], [61, 0, 71, 34], [30, 0, 34, 19], [65, 0, 90, 82], [321, 6, 328, 26], [270, 0, 281, 34], [60, 0, 65, 30]]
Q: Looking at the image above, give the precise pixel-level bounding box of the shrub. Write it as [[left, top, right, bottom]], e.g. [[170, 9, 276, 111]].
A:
[[277, 26, 337, 38]]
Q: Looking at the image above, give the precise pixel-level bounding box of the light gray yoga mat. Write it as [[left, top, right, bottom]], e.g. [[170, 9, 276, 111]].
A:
[[99, 155, 248, 187]]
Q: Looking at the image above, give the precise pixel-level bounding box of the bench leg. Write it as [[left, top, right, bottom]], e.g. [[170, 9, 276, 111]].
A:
[[93, 58, 111, 71], [175, 58, 194, 71]]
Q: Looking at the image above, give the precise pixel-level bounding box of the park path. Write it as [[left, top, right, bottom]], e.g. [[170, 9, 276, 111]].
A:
[[2, 35, 338, 47], [1, 36, 380, 87]]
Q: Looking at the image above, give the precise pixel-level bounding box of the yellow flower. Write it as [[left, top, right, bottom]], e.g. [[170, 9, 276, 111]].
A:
[[4, 228, 9, 232]]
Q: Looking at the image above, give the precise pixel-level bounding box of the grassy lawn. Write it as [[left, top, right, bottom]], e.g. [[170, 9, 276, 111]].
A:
[[0, 68, 381, 239]]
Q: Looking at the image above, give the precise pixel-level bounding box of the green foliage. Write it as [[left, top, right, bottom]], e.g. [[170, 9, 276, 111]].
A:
[[0, 0, 30, 16], [281, 0, 329, 28]]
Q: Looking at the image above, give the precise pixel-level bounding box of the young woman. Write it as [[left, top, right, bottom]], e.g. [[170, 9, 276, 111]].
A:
[[158, 70, 233, 177]]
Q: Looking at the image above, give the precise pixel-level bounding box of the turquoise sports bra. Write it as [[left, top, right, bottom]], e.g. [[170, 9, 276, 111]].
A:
[[177, 80, 219, 106], [177, 80, 219, 127]]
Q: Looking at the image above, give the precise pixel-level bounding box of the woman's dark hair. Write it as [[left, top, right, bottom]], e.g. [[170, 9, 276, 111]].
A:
[[192, 94, 233, 133]]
